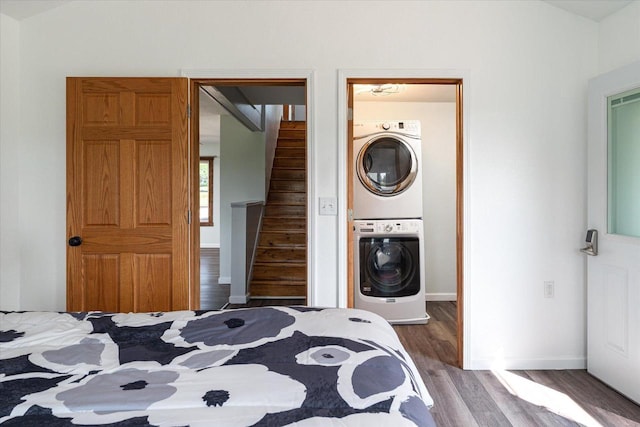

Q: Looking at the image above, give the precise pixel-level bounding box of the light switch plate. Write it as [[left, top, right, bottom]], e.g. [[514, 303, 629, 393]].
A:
[[319, 197, 337, 215]]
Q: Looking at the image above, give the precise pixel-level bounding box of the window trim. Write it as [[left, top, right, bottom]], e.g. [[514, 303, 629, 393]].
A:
[[199, 156, 214, 226]]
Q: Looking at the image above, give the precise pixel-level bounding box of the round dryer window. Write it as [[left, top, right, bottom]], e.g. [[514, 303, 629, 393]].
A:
[[365, 241, 416, 294], [356, 136, 418, 196]]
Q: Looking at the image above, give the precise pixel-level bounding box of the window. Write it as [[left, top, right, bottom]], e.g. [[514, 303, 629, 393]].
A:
[[199, 157, 214, 226]]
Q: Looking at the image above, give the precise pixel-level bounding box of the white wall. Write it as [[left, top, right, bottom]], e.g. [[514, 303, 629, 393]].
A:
[[264, 104, 284, 194], [218, 115, 266, 283], [0, 0, 605, 369], [199, 139, 221, 248], [598, 1, 640, 73], [354, 102, 457, 301], [0, 14, 21, 310]]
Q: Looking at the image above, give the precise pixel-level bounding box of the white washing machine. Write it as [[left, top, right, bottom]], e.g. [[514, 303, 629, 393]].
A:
[[354, 219, 428, 324], [353, 120, 423, 220]]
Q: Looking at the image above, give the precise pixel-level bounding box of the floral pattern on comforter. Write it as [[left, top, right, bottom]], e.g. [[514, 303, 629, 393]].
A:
[[0, 307, 434, 426]]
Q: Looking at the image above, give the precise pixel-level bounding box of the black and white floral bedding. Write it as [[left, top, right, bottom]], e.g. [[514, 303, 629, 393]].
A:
[[0, 306, 435, 426]]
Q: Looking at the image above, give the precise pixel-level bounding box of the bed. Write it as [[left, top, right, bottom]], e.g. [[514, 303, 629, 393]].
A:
[[1, 306, 435, 426]]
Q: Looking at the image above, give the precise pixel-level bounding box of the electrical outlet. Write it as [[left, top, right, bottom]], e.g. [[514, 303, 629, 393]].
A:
[[544, 281, 555, 298]]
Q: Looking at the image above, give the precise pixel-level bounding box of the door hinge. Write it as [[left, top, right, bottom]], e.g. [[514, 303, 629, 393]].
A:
[[347, 208, 353, 222], [187, 104, 191, 119], [347, 107, 353, 121], [188, 210, 192, 224]]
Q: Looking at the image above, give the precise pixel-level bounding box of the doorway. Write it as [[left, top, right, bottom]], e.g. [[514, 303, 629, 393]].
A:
[[188, 76, 312, 310], [342, 76, 465, 367]]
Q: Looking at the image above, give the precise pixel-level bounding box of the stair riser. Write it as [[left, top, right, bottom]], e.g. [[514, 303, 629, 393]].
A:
[[259, 232, 305, 246], [273, 157, 305, 169], [268, 192, 306, 205], [252, 265, 306, 281], [270, 180, 305, 192], [276, 148, 305, 158], [262, 218, 306, 230], [277, 140, 305, 148], [280, 121, 306, 130], [265, 205, 306, 217], [271, 169, 305, 180], [250, 284, 306, 298], [255, 248, 306, 263], [279, 129, 305, 139]]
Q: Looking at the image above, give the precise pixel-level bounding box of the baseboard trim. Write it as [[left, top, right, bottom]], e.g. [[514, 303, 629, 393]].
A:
[[218, 276, 231, 285], [469, 357, 586, 370], [229, 294, 249, 304], [425, 292, 457, 301], [200, 243, 220, 248]]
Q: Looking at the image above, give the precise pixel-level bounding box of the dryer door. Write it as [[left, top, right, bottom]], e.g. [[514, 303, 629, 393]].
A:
[[359, 237, 421, 297], [356, 136, 418, 196]]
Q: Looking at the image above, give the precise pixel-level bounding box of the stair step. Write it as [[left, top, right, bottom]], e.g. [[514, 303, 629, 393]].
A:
[[259, 231, 305, 246], [271, 169, 305, 180], [275, 147, 305, 158], [264, 205, 306, 217], [279, 121, 306, 130], [278, 129, 305, 139], [255, 247, 306, 263], [268, 192, 306, 205], [277, 139, 305, 148], [273, 157, 305, 169], [262, 217, 306, 230], [250, 281, 306, 298], [252, 263, 306, 281], [269, 180, 305, 192]]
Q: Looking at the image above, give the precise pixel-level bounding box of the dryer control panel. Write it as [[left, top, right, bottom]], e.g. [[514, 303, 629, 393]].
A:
[[354, 220, 422, 234]]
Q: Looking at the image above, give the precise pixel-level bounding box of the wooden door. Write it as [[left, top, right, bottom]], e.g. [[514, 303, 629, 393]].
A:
[[67, 77, 190, 312]]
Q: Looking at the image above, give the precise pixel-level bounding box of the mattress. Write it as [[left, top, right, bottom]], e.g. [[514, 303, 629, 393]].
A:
[[0, 306, 434, 426]]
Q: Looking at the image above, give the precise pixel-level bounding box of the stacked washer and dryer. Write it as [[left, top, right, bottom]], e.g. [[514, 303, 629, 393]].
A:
[[353, 120, 428, 324]]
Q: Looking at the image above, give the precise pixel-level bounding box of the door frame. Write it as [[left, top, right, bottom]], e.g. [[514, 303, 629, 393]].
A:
[[338, 69, 470, 368], [182, 69, 316, 308]]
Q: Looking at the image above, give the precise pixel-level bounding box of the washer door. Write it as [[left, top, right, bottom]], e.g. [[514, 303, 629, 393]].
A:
[[359, 237, 421, 297], [356, 135, 418, 196]]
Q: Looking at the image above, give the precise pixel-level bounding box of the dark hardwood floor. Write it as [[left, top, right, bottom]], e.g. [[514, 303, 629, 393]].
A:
[[202, 256, 640, 426], [200, 248, 229, 310]]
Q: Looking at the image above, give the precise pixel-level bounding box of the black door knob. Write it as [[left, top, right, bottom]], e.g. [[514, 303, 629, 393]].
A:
[[68, 236, 83, 247]]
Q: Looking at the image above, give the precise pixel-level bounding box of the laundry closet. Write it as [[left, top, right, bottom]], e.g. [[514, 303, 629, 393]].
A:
[[352, 84, 457, 324]]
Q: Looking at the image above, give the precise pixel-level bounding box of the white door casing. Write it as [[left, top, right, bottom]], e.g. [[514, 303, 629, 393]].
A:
[[586, 60, 640, 404]]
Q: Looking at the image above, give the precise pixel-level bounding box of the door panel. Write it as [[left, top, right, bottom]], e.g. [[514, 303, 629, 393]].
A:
[[67, 77, 190, 312], [586, 61, 640, 404]]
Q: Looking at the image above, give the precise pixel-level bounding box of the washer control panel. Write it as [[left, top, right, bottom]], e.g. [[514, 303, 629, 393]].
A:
[[355, 220, 422, 234]]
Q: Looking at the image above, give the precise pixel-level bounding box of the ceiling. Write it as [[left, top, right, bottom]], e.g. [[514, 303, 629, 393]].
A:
[[542, 0, 633, 21], [354, 84, 456, 103], [0, 0, 70, 20], [0, 0, 634, 22]]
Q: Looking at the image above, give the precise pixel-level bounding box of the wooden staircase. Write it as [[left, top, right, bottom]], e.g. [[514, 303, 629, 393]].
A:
[[250, 121, 306, 298]]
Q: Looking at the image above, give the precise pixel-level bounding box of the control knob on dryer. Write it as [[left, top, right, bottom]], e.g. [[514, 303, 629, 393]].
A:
[[381, 122, 391, 130], [384, 223, 394, 232]]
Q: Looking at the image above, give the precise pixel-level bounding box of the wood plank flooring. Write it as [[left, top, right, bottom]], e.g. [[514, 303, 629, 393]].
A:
[[393, 301, 640, 427], [200, 248, 229, 310]]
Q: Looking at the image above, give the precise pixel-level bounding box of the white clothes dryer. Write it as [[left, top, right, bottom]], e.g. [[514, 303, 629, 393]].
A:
[[354, 219, 428, 324], [353, 120, 423, 220]]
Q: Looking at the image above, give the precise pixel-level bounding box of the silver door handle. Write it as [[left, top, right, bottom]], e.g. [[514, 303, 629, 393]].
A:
[[580, 229, 598, 256]]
